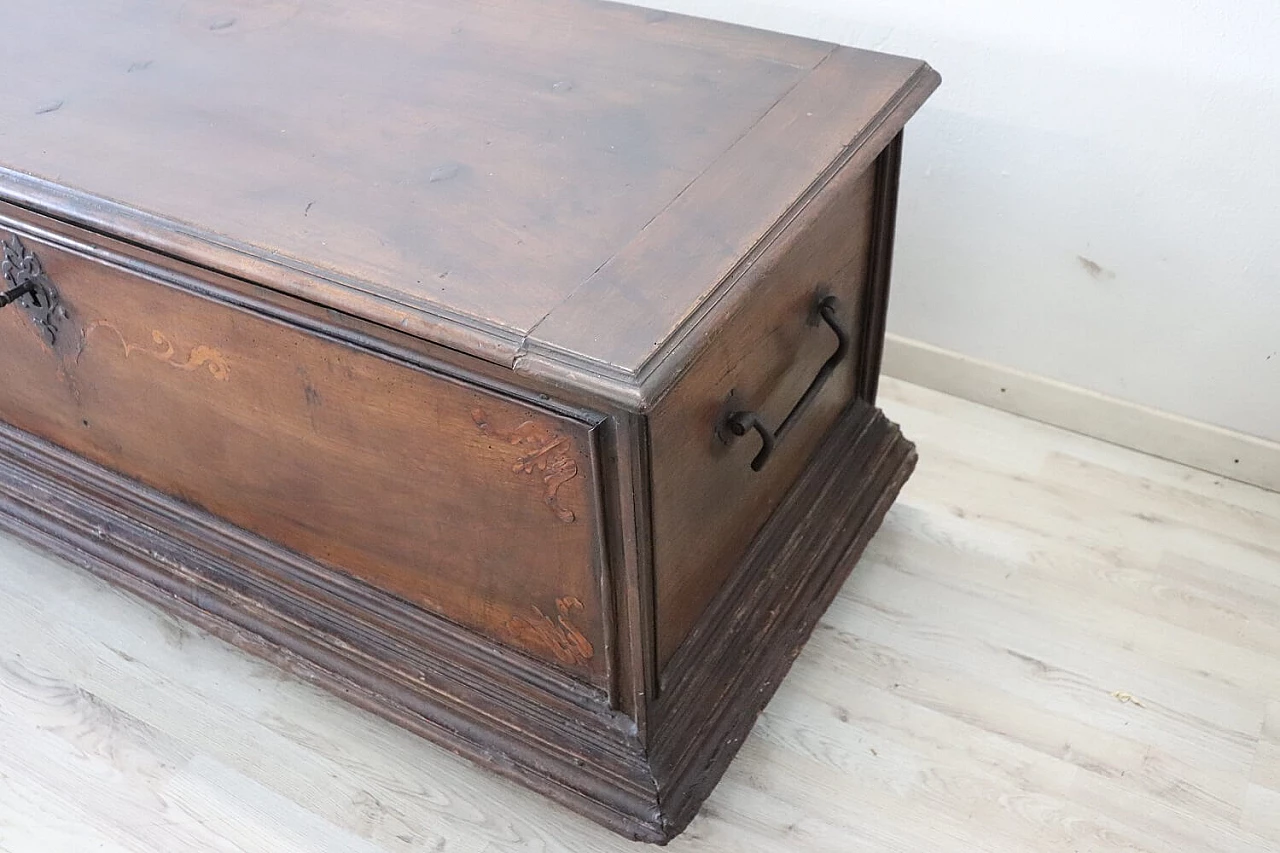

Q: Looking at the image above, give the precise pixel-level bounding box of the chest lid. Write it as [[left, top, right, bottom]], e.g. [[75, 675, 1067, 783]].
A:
[[0, 0, 936, 403]]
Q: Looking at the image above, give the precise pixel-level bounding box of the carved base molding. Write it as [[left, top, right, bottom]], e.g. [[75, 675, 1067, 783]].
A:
[[648, 398, 916, 838], [0, 398, 914, 843]]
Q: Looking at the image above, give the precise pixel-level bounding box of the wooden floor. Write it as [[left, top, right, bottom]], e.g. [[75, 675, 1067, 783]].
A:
[[1, 378, 1278, 852]]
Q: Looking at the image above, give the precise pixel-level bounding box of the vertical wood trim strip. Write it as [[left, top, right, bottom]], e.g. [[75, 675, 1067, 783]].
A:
[[586, 420, 619, 709], [633, 414, 659, 719], [858, 131, 905, 402], [603, 413, 658, 738]]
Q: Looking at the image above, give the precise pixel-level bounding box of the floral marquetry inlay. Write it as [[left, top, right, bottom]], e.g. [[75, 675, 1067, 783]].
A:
[[503, 597, 595, 666], [471, 407, 581, 523], [86, 321, 230, 381]]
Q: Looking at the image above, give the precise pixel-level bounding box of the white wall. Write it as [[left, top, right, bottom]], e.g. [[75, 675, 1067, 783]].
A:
[[649, 0, 1280, 442]]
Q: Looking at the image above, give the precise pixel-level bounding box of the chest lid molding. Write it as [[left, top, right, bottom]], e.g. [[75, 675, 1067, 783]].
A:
[[0, 0, 936, 408]]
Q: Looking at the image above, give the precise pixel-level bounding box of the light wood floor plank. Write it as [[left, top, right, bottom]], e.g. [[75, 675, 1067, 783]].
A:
[[0, 768, 138, 853], [1, 378, 1278, 851]]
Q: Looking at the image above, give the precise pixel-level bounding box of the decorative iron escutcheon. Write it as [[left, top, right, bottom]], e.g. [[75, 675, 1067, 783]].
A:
[[1, 234, 66, 346], [718, 294, 850, 472]]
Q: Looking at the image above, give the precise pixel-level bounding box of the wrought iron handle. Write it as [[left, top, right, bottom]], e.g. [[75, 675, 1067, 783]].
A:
[[720, 294, 849, 472]]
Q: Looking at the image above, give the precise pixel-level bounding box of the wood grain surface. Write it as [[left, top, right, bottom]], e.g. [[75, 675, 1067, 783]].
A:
[[0, 0, 934, 376], [0, 0, 822, 358], [521, 48, 935, 387], [647, 155, 876, 667], [0, 220, 608, 684], [0, 0, 947, 840], [2, 378, 1278, 852]]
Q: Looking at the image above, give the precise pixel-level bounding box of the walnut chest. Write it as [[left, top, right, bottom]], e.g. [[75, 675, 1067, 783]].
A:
[[0, 0, 937, 841]]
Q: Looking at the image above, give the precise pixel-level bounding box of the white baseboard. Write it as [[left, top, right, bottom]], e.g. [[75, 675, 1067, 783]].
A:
[[881, 334, 1280, 494]]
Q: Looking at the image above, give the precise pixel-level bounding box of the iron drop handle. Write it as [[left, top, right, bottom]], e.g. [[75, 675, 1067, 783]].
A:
[[720, 294, 849, 472]]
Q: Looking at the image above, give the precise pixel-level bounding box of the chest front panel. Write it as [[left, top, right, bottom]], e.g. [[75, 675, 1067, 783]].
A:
[[0, 218, 609, 686]]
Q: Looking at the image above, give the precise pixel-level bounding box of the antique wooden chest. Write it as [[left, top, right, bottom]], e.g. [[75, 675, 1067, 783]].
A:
[[0, 0, 937, 842]]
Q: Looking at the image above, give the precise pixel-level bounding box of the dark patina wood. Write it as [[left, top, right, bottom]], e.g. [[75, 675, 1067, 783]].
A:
[[0, 0, 938, 842], [648, 155, 878, 668], [0, 209, 610, 685]]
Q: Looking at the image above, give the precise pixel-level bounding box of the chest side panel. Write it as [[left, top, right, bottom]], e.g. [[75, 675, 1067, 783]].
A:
[[0, 217, 608, 685], [648, 162, 878, 670]]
